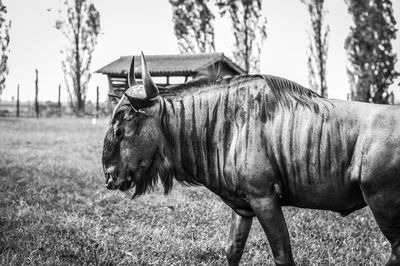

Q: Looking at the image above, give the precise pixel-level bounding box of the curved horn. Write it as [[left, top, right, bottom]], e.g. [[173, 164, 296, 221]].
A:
[[141, 51, 159, 99], [128, 56, 137, 87]]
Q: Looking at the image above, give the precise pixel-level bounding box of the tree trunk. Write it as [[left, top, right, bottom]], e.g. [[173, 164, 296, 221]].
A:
[[74, 0, 83, 116], [372, 89, 388, 104], [76, 92, 85, 116], [96, 86, 99, 118], [58, 84, 61, 117], [352, 93, 370, 102], [16, 84, 19, 117], [35, 69, 39, 118], [243, 3, 250, 74], [351, 80, 370, 102]]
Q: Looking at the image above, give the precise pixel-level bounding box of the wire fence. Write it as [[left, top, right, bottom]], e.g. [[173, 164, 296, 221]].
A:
[[0, 86, 113, 118], [0, 100, 112, 118]]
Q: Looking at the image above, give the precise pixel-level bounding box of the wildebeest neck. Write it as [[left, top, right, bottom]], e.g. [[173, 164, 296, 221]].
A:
[[159, 77, 272, 195]]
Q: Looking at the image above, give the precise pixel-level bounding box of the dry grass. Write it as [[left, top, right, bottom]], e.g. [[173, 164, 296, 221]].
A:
[[0, 117, 390, 265]]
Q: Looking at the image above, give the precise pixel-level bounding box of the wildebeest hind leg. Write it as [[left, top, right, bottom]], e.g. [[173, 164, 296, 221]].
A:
[[387, 240, 400, 266], [225, 210, 253, 266], [362, 187, 400, 265], [249, 196, 295, 266], [374, 216, 400, 266], [372, 214, 400, 266]]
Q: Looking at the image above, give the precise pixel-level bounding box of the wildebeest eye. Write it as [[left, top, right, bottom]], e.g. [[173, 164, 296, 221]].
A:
[[124, 115, 133, 121], [115, 128, 123, 140]]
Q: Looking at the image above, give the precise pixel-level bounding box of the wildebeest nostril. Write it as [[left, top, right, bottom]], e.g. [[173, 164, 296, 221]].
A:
[[105, 172, 117, 186]]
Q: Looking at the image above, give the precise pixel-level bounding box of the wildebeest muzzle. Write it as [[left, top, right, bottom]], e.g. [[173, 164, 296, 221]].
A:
[[105, 172, 116, 189], [105, 171, 132, 191]]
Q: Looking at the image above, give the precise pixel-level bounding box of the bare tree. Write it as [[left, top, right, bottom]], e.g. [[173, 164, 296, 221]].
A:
[[0, 0, 11, 98], [217, 0, 267, 73], [302, 0, 329, 97], [170, 0, 215, 53], [345, 0, 398, 103], [55, 0, 100, 115]]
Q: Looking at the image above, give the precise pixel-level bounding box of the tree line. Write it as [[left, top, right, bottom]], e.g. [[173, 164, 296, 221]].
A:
[[0, 0, 100, 116], [170, 0, 398, 103], [170, 0, 267, 74], [0, 0, 398, 116], [0, 0, 10, 98]]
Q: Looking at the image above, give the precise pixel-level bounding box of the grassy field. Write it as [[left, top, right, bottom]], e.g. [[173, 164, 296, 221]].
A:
[[0, 117, 390, 265]]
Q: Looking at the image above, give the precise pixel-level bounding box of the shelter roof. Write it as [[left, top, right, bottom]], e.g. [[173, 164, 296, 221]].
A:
[[96, 53, 245, 77]]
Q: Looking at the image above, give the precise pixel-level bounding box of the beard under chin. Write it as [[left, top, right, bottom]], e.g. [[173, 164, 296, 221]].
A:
[[124, 148, 176, 199], [131, 167, 158, 199]]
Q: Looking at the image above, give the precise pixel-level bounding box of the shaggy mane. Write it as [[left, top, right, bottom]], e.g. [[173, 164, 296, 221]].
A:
[[163, 73, 327, 114]]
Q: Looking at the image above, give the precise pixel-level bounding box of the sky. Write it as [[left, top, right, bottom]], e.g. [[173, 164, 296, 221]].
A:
[[1, 0, 400, 103]]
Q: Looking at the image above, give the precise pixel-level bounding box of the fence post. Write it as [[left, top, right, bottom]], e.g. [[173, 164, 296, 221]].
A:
[[96, 86, 99, 118], [58, 84, 61, 117], [35, 69, 39, 118], [16, 84, 20, 117]]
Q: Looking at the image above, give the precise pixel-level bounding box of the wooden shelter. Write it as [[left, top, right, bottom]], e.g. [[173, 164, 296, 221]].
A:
[[96, 53, 245, 96]]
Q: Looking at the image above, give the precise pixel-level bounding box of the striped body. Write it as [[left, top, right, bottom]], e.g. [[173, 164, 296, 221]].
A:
[[159, 75, 400, 216]]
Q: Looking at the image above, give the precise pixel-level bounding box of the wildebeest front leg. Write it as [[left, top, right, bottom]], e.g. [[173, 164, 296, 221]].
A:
[[226, 210, 253, 265], [250, 197, 295, 266]]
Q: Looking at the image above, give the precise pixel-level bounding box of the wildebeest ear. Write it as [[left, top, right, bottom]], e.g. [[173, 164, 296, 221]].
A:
[[108, 93, 121, 107], [124, 92, 157, 114]]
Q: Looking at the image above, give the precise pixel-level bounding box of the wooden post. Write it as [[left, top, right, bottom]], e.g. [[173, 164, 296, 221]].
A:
[[35, 69, 39, 118], [58, 84, 61, 117], [16, 84, 20, 117], [96, 86, 99, 118], [107, 76, 113, 94]]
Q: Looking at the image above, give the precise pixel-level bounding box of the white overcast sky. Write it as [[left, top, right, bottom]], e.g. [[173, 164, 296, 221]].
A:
[[1, 0, 400, 102]]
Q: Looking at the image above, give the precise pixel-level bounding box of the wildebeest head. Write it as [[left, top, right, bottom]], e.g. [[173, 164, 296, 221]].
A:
[[102, 52, 173, 198]]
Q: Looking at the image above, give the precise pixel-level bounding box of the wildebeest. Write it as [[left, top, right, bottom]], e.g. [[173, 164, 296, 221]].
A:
[[102, 53, 400, 265]]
